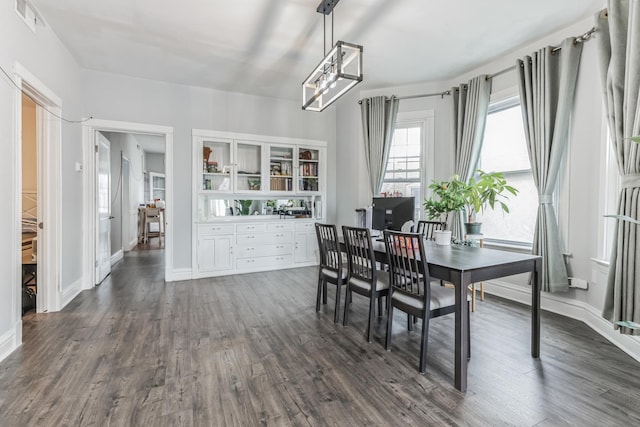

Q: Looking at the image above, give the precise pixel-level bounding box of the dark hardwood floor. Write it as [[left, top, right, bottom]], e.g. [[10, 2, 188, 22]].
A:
[[1, 250, 639, 426]]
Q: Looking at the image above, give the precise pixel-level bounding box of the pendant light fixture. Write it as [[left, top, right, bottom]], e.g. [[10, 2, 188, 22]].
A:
[[302, 0, 363, 112]]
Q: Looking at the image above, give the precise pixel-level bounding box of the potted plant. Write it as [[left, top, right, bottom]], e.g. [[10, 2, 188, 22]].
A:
[[462, 170, 518, 235], [423, 175, 467, 245]]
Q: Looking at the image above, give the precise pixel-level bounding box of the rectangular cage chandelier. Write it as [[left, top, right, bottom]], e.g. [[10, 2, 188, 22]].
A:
[[302, 0, 363, 112]]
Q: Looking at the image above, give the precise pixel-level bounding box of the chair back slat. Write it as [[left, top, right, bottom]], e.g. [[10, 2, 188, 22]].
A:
[[342, 226, 376, 283], [383, 230, 430, 305], [416, 220, 446, 240], [315, 223, 342, 272]]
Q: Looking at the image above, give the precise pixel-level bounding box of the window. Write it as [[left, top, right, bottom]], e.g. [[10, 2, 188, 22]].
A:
[[381, 123, 422, 219], [598, 130, 620, 261], [478, 97, 537, 245]]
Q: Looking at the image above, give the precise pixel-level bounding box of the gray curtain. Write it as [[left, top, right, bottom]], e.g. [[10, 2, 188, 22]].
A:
[[596, 1, 640, 335], [517, 38, 583, 293], [360, 96, 400, 196], [451, 76, 492, 237]]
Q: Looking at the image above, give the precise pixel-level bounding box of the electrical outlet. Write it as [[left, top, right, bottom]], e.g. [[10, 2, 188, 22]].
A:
[[569, 277, 589, 290]]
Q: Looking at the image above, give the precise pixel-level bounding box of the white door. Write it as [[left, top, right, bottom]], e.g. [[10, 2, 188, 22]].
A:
[[96, 132, 111, 284], [197, 235, 234, 272]]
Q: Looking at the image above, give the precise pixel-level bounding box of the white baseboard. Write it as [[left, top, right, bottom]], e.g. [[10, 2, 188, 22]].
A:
[[484, 280, 640, 363], [61, 277, 83, 309], [168, 268, 192, 282], [0, 321, 21, 364], [111, 250, 124, 265], [127, 238, 138, 251]]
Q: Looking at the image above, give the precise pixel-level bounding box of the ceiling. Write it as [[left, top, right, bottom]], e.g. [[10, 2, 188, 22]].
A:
[[34, 0, 605, 102]]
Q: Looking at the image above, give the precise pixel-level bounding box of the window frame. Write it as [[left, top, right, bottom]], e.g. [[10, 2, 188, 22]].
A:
[[380, 110, 435, 220], [479, 95, 536, 249]]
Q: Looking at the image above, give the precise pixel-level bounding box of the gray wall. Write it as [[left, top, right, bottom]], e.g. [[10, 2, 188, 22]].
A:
[[145, 153, 165, 174]]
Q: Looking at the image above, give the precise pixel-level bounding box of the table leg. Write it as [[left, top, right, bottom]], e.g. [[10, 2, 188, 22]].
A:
[[532, 258, 541, 357], [453, 271, 469, 392]]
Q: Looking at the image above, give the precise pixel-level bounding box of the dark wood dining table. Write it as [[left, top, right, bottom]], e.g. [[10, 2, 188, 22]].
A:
[[345, 237, 542, 392]]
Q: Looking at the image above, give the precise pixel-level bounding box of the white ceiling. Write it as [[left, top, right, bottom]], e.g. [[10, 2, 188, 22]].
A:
[[34, 0, 605, 101]]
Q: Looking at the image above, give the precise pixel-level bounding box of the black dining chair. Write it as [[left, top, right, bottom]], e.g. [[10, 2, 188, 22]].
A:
[[315, 223, 348, 323], [342, 226, 390, 342], [416, 220, 446, 240], [382, 229, 470, 373]]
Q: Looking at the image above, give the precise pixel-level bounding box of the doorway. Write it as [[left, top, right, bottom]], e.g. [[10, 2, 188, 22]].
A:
[[13, 63, 63, 327], [82, 120, 174, 288]]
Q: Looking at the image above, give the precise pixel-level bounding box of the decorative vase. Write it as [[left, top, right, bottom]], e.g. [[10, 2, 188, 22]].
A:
[[434, 230, 452, 246], [464, 222, 482, 235]]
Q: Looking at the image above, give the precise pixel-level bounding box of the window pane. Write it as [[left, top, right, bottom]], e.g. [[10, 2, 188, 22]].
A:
[[381, 124, 422, 198], [481, 105, 530, 172], [480, 172, 537, 243], [479, 100, 536, 244]]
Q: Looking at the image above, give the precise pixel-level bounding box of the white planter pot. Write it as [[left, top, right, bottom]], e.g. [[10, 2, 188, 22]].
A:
[[433, 230, 452, 246]]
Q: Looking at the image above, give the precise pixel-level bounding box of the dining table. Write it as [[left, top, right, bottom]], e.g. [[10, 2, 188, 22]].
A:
[[343, 236, 542, 392]]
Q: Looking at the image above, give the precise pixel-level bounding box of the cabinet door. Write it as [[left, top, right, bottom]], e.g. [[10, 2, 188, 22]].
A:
[[201, 139, 233, 193], [235, 141, 263, 192], [197, 235, 234, 272], [297, 147, 320, 193], [268, 145, 294, 193], [294, 231, 317, 263]]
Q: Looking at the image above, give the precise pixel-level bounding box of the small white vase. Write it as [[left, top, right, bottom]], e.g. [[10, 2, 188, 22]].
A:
[[433, 230, 452, 246]]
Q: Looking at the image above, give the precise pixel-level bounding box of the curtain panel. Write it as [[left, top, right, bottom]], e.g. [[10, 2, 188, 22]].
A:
[[516, 38, 583, 293], [596, 0, 640, 335], [451, 76, 491, 237], [360, 96, 400, 196]]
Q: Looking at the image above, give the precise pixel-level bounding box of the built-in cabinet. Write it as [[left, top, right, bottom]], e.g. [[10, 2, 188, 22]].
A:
[[192, 129, 326, 278]]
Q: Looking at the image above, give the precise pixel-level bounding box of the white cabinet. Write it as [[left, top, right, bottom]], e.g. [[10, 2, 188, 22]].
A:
[[149, 172, 166, 201], [236, 221, 293, 271], [195, 223, 234, 275], [294, 222, 318, 264], [192, 129, 326, 278], [199, 138, 233, 193]]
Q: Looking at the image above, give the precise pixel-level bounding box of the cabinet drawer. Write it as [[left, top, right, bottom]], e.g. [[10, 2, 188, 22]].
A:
[[198, 223, 235, 235], [236, 255, 292, 270], [236, 243, 292, 258], [267, 222, 293, 232], [294, 221, 316, 231], [236, 231, 292, 245], [236, 223, 267, 233]]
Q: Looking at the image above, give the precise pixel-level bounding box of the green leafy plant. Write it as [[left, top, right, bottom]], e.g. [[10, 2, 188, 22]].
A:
[[423, 175, 467, 226], [463, 170, 518, 223]]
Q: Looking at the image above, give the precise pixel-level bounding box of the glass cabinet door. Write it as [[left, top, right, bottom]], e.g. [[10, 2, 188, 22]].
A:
[[268, 145, 294, 193], [297, 147, 320, 193], [235, 142, 263, 192], [202, 139, 232, 192]]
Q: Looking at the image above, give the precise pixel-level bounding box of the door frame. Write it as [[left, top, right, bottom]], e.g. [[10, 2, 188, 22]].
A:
[[82, 119, 174, 288], [120, 155, 132, 252], [12, 62, 62, 323]]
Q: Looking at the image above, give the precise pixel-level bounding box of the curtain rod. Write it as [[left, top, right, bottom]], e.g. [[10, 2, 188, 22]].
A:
[[358, 26, 597, 105]]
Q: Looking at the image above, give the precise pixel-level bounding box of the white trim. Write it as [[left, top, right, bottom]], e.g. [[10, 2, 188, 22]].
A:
[[110, 249, 124, 265], [393, 110, 435, 220], [82, 119, 174, 288], [170, 268, 193, 282], [483, 280, 640, 363], [0, 322, 21, 363], [12, 62, 63, 325], [192, 129, 327, 148], [60, 277, 83, 308]]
